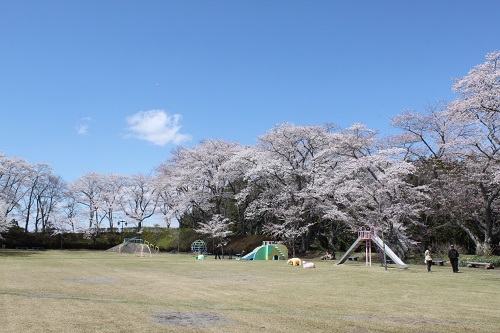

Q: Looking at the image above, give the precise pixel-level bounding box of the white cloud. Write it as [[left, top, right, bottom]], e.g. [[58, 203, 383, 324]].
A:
[[125, 110, 191, 146], [76, 117, 92, 135], [76, 124, 89, 135]]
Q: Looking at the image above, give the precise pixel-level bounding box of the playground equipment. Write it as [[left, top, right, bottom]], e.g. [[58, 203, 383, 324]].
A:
[[144, 240, 159, 253], [124, 237, 144, 244], [302, 260, 316, 268], [134, 243, 152, 257], [239, 241, 288, 260], [287, 258, 302, 266], [191, 239, 207, 254], [118, 237, 159, 254], [117, 237, 144, 253], [107, 237, 158, 254], [336, 227, 409, 269]]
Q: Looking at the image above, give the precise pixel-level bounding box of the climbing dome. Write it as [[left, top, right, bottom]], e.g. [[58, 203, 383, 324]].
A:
[[134, 243, 152, 257], [191, 239, 207, 254]]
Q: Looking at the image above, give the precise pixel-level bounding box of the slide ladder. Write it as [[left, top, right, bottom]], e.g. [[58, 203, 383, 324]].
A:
[[274, 246, 286, 260]]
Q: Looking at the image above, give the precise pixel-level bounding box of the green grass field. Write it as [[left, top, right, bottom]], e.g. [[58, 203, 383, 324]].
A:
[[1, 250, 498, 333]]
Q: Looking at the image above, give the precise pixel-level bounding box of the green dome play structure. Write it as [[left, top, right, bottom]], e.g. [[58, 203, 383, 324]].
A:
[[239, 241, 288, 260], [191, 239, 207, 254]]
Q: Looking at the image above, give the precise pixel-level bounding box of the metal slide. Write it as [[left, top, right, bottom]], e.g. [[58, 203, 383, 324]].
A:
[[336, 235, 410, 269], [370, 235, 409, 269], [335, 237, 362, 265]]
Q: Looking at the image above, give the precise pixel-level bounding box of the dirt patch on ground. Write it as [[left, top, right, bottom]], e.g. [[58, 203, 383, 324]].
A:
[[152, 311, 237, 327]]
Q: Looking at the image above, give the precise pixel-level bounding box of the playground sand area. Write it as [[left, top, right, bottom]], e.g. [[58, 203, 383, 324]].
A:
[[1, 249, 499, 333]]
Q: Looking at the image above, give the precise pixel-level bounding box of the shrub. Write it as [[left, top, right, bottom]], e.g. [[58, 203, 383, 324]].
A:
[[141, 228, 200, 252]]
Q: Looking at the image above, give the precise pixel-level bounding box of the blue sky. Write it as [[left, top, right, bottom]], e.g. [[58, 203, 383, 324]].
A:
[[1, 1, 499, 182]]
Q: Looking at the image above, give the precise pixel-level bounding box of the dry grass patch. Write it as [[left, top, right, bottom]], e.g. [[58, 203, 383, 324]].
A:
[[1, 249, 499, 332]]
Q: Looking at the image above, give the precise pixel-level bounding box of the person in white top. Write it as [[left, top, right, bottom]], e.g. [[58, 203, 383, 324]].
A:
[[424, 246, 433, 272]]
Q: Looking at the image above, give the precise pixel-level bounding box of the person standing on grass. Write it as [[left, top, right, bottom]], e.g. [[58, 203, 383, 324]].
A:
[[448, 245, 459, 273], [228, 247, 233, 260], [214, 244, 221, 259], [425, 246, 433, 272]]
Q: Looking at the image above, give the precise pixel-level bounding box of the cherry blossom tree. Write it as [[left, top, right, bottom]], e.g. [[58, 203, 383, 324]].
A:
[[0, 155, 33, 230], [262, 206, 313, 257], [240, 123, 331, 251], [392, 51, 500, 254], [21, 163, 49, 232], [0, 154, 65, 233], [340, 149, 427, 255], [445, 51, 500, 254], [98, 174, 127, 229], [195, 214, 234, 255], [59, 189, 85, 232], [450, 50, 499, 116], [154, 172, 176, 228], [68, 172, 105, 228], [118, 173, 159, 231], [32, 173, 64, 233], [157, 140, 245, 229], [316, 124, 428, 255], [153, 167, 197, 229]]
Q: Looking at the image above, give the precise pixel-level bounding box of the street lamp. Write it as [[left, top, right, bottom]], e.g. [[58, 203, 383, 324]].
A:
[[117, 220, 127, 242]]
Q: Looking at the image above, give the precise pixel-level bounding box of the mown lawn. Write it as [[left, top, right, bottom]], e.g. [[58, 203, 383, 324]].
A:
[[1, 249, 498, 333]]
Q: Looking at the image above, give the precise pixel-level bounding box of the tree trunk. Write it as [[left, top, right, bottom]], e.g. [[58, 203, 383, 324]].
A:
[[89, 207, 94, 228], [24, 188, 35, 232], [455, 219, 486, 255]]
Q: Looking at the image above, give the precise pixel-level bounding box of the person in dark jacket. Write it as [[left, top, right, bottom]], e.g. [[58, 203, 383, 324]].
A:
[[448, 245, 459, 273], [214, 244, 221, 259]]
